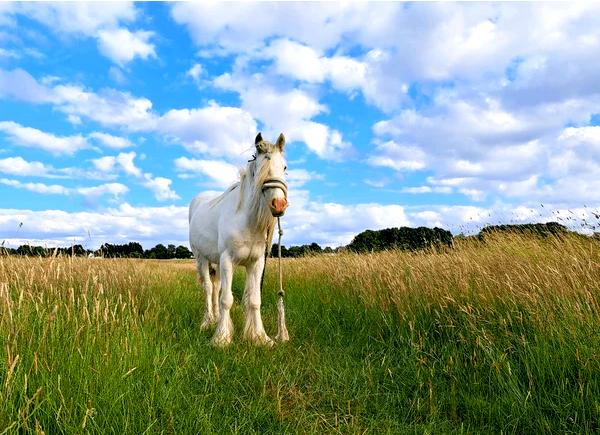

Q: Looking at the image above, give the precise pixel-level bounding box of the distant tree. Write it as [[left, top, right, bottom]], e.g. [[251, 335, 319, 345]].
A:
[[175, 245, 193, 259], [347, 227, 453, 253], [17, 245, 48, 256], [0, 246, 16, 255], [478, 222, 568, 240], [145, 243, 169, 259]]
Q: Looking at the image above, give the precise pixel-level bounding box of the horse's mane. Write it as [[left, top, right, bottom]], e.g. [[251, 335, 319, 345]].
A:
[[208, 149, 275, 236], [207, 182, 239, 209]]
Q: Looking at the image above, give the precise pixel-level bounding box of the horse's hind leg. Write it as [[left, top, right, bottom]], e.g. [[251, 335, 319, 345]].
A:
[[210, 264, 220, 322], [197, 257, 215, 329], [212, 251, 234, 346]]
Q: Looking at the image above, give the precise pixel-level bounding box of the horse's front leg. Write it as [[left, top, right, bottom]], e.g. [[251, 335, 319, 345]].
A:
[[212, 252, 234, 346], [243, 256, 273, 346]]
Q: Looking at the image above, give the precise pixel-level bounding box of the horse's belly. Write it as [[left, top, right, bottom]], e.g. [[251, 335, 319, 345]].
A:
[[189, 208, 220, 263]]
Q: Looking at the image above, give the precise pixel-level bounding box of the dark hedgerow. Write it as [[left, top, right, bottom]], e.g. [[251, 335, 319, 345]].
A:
[[478, 222, 568, 240], [347, 226, 454, 253]]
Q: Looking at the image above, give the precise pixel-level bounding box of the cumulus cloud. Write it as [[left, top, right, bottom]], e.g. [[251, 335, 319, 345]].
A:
[[16, 2, 136, 36], [0, 68, 262, 165], [0, 120, 135, 157], [214, 72, 352, 160], [0, 202, 189, 249], [97, 28, 156, 65], [159, 103, 257, 161], [367, 141, 426, 171], [174, 157, 239, 189], [186, 63, 203, 81], [92, 152, 178, 201], [369, 82, 600, 204], [0, 68, 156, 128], [0, 156, 49, 177], [141, 175, 180, 201], [6, 2, 157, 65], [0, 121, 88, 155], [0, 178, 127, 198], [88, 132, 133, 149], [263, 39, 367, 91]]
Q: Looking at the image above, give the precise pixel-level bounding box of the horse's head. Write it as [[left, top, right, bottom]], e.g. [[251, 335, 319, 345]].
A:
[[254, 132, 288, 217]]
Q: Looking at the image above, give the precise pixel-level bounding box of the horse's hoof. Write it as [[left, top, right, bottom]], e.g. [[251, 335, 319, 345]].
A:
[[200, 318, 214, 330], [211, 331, 232, 347], [254, 334, 274, 347]]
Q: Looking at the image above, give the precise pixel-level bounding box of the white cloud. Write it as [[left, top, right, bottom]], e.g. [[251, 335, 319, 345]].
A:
[[0, 202, 189, 249], [92, 156, 117, 173], [214, 72, 352, 160], [0, 68, 55, 103], [367, 141, 426, 171], [0, 178, 69, 195], [91, 152, 177, 201], [116, 152, 142, 177], [0, 121, 88, 155], [97, 28, 156, 65], [0, 68, 157, 130], [158, 103, 257, 162], [0, 47, 18, 58], [170, 2, 363, 54], [141, 175, 180, 201], [7, 3, 157, 66], [0, 178, 127, 198], [16, 2, 136, 36], [174, 157, 239, 189], [52, 84, 157, 129], [286, 169, 321, 188], [108, 66, 127, 85], [263, 38, 367, 92], [76, 183, 129, 198], [401, 186, 453, 194], [0, 156, 113, 181], [0, 69, 157, 128], [187, 63, 203, 81], [89, 132, 133, 149], [0, 157, 48, 177]]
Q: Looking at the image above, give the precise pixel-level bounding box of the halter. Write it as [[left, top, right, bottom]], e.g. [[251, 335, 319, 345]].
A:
[[261, 177, 288, 198]]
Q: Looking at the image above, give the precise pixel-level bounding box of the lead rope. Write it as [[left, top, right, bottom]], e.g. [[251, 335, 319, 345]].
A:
[[275, 217, 289, 342]]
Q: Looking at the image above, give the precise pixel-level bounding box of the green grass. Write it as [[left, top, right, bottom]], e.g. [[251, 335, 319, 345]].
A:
[[0, 234, 599, 433]]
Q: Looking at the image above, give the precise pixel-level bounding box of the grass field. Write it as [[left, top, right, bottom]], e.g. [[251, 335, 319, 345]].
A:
[[0, 233, 599, 434]]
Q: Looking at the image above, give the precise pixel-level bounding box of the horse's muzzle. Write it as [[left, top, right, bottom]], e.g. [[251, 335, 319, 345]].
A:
[[262, 177, 288, 216], [270, 197, 288, 216]]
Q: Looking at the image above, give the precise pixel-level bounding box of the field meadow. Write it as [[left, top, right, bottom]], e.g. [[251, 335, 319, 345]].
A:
[[0, 233, 598, 434]]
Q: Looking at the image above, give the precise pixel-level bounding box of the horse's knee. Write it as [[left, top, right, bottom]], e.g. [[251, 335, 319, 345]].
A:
[[245, 290, 261, 311], [220, 292, 233, 311]]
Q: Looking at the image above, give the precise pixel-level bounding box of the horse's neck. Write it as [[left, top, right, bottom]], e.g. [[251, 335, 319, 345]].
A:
[[238, 168, 275, 238]]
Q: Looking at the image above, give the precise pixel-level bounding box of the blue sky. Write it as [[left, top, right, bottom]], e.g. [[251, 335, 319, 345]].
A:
[[1, 2, 599, 248]]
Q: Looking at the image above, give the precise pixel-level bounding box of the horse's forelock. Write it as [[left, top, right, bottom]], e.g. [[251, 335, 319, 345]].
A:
[[256, 140, 280, 154]]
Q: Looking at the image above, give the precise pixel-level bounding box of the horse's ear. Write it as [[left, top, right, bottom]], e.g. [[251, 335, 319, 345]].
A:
[[255, 132, 263, 145], [276, 133, 285, 151]]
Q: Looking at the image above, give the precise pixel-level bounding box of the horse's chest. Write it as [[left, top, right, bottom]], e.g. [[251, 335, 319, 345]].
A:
[[229, 239, 265, 265]]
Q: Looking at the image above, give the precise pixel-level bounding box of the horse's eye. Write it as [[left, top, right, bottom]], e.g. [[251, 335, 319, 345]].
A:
[[284, 166, 287, 171]]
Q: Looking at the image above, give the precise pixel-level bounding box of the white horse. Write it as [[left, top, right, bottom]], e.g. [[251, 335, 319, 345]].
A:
[[189, 133, 288, 346]]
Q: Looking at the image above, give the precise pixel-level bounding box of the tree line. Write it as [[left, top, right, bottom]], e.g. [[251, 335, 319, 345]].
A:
[[0, 242, 193, 259], [2, 222, 588, 259]]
